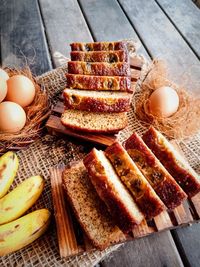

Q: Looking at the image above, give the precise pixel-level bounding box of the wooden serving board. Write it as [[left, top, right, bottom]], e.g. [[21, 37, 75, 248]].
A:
[[50, 142, 200, 258], [46, 57, 144, 146]]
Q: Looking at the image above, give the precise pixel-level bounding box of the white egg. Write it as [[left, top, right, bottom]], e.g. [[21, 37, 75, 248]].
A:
[[0, 77, 7, 103], [6, 75, 35, 107], [149, 86, 179, 118], [0, 68, 9, 81], [0, 101, 26, 133]]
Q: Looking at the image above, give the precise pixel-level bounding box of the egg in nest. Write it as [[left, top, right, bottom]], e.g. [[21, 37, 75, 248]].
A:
[[148, 86, 179, 118]]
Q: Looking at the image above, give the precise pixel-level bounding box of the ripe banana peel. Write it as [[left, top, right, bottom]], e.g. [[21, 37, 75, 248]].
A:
[[0, 175, 44, 225], [0, 208, 51, 256], [0, 151, 19, 199]]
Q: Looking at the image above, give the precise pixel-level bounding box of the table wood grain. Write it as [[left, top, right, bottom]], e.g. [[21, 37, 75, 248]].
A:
[[0, 0, 200, 266]]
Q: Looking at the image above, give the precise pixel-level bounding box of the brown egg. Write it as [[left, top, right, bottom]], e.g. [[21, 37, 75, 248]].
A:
[[0, 68, 9, 81], [0, 101, 26, 133], [149, 86, 179, 118], [0, 77, 7, 103], [6, 75, 35, 107]]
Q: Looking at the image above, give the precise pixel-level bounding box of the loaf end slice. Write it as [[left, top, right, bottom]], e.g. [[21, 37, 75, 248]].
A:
[[68, 61, 131, 77], [105, 142, 165, 219], [70, 50, 128, 63], [63, 89, 131, 113], [83, 148, 144, 233], [124, 132, 187, 210], [61, 109, 128, 133], [70, 41, 128, 52], [142, 127, 200, 197], [62, 161, 124, 250]]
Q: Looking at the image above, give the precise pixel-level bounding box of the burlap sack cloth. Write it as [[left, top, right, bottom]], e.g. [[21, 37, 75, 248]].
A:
[[1, 52, 200, 267]]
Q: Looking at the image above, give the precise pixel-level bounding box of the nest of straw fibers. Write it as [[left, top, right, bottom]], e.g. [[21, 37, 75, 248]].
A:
[[0, 67, 50, 154], [133, 60, 200, 139]]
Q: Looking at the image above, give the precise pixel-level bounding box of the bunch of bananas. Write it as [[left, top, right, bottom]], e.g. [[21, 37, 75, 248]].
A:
[[0, 151, 51, 256]]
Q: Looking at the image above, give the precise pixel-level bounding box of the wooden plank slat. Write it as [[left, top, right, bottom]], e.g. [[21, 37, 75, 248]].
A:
[[191, 192, 200, 218], [154, 210, 174, 231], [118, 0, 200, 91], [156, 0, 200, 58], [52, 101, 64, 114], [132, 220, 155, 238], [172, 202, 193, 225], [0, 0, 52, 75], [46, 115, 117, 147], [50, 166, 82, 257], [39, 0, 93, 66]]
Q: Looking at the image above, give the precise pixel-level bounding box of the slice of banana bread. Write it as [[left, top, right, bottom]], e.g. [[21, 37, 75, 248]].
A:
[[61, 109, 128, 133], [105, 142, 165, 219], [124, 132, 187, 210], [63, 89, 131, 113], [62, 161, 123, 249], [66, 74, 132, 92], [70, 41, 127, 52], [83, 149, 144, 233], [70, 50, 128, 63], [68, 61, 130, 76], [143, 127, 200, 197]]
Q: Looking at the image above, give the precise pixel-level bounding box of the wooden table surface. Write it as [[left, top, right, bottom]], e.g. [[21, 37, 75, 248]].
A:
[[1, 1, 200, 266]]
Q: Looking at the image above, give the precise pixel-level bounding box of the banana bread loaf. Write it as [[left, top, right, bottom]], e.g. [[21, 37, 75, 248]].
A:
[[66, 74, 132, 92], [62, 161, 123, 249], [68, 61, 131, 76], [105, 142, 165, 219], [124, 132, 187, 209], [83, 149, 144, 233], [63, 89, 131, 113], [143, 127, 200, 197], [70, 50, 128, 63], [70, 41, 127, 52], [61, 109, 128, 133]]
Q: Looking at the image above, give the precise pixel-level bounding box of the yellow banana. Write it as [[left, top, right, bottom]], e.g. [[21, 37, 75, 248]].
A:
[[0, 175, 44, 225], [0, 208, 51, 256], [0, 151, 19, 198]]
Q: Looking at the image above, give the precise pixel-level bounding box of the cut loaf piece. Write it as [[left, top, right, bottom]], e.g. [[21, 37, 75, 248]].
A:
[[124, 132, 187, 210], [68, 61, 130, 76], [143, 127, 200, 197], [61, 109, 127, 133], [63, 89, 131, 113], [62, 161, 123, 250], [66, 74, 132, 92], [71, 50, 128, 63], [70, 41, 127, 52], [105, 142, 165, 219], [84, 148, 144, 233]]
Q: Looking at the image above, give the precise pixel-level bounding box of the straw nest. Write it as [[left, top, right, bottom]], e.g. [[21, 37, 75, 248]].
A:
[[134, 60, 200, 139], [0, 67, 50, 154]]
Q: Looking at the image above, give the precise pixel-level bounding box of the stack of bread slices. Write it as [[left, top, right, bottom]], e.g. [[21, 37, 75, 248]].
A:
[[62, 127, 200, 250], [61, 41, 133, 133]]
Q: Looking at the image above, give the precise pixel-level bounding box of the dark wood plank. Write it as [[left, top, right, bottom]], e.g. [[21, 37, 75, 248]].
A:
[[118, 0, 200, 91], [78, 0, 149, 58], [156, 0, 200, 59], [101, 232, 184, 267], [172, 224, 200, 267], [0, 0, 52, 75], [38, 0, 93, 67]]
